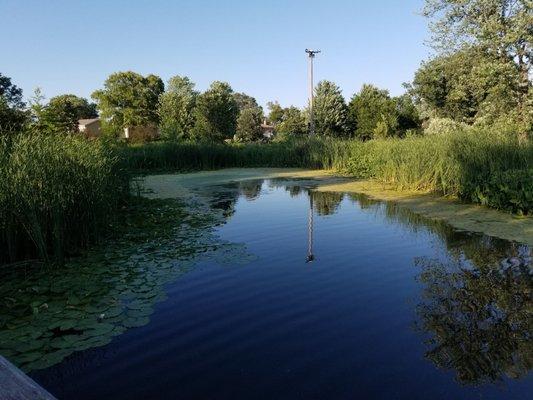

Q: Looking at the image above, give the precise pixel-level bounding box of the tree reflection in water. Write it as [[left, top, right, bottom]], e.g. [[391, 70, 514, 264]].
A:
[[415, 252, 531, 384], [348, 192, 532, 384], [201, 181, 532, 384]]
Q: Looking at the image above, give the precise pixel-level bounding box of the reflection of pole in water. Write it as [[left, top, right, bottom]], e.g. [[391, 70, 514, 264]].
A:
[[306, 194, 315, 263]]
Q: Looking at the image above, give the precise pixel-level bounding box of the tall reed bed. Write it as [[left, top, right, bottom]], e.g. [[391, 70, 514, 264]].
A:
[[342, 131, 533, 213], [0, 134, 128, 265], [121, 131, 532, 213], [120, 138, 349, 172]]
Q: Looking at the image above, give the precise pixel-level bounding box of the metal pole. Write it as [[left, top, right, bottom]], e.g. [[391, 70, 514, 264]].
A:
[[305, 49, 320, 136], [309, 54, 314, 136]]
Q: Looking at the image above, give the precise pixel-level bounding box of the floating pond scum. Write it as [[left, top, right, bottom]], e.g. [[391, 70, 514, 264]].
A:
[[1, 169, 532, 400]]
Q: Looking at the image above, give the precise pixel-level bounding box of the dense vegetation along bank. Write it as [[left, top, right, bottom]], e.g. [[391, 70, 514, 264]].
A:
[[0, 134, 127, 265], [124, 129, 533, 213], [1, 130, 532, 266]]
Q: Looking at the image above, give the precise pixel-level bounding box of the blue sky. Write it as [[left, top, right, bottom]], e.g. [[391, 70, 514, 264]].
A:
[[2, 0, 432, 108]]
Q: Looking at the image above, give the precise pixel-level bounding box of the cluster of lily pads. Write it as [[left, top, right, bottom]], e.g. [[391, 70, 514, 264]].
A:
[[0, 194, 255, 372]]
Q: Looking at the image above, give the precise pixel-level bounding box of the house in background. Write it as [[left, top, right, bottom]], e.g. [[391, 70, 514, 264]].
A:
[[123, 124, 159, 142], [261, 120, 275, 140], [78, 118, 101, 138]]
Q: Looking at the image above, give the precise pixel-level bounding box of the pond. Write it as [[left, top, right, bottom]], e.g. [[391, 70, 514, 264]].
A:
[[2, 175, 532, 399]]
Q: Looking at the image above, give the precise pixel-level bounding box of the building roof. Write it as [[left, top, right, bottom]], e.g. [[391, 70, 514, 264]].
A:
[[78, 118, 100, 126]]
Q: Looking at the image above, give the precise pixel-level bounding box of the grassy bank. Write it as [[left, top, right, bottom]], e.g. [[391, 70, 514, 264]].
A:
[[1, 129, 531, 266], [0, 134, 127, 265], [122, 132, 532, 214]]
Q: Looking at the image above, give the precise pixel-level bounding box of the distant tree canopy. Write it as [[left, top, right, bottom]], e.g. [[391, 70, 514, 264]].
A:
[[233, 92, 260, 113], [92, 71, 164, 133], [410, 48, 521, 123], [267, 101, 285, 125], [192, 81, 239, 142], [349, 84, 398, 140], [235, 107, 264, 142], [158, 76, 198, 140], [313, 80, 349, 137], [276, 106, 307, 137], [35, 94, 97, 134], [0, 73, 27, 135]]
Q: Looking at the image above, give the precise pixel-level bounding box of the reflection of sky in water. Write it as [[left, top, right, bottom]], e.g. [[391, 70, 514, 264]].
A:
[[20, 179, 533, 400]]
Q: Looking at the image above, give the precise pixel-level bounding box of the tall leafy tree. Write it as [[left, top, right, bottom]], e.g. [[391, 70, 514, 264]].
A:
[[0, 73, 27, 135], [423, 0, 532, 131], [235, 107, 264, 142], [276, 106, 307, 137], [192, 81, 238, 141], [395, 93, 421, 134], [158, 76, 198, 140], [36, 94, 97, 133], [92, 71, 164, 133], [266, 101, 285, 125], [313, 80, 349, 137], [233, 92, 259, 113], [410, 48, 521, 123], [349, 84, 398, 140]]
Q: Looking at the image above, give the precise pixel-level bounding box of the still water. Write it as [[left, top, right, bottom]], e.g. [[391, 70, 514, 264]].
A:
[[22, 179, 533, 398]]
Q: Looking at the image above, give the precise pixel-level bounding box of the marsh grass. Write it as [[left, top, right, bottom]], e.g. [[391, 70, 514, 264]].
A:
[[122, 132, 532, 213], [1, 128, 531, 266], [0, 134, 127, 264]]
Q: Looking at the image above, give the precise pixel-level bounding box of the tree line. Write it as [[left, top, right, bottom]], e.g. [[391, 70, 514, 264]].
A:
[[1, 0, 530, 141]]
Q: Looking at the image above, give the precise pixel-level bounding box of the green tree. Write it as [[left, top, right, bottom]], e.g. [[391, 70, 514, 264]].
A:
[[349, 84, 398, 140], [92, 71, 164, 134], [192, 81, 238, 141], [0, 73, 27, 135], [276, 106, 307, 137], [235, 107, 264, 142], [158, 76, 198, 140], [233, 92, 259, 113], [410, 48, 521, 123], [395, 93, 421, 134], [37, 94, 97, 133], [313, 80, 349, 137], [423, 0, 532, 131], [267, 101, 284, 125]]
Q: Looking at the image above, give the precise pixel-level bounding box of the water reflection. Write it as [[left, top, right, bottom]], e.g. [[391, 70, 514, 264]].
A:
[[7, 177, 529, 389], [415, 254, 531, 384], [345, 192, 532, 384]]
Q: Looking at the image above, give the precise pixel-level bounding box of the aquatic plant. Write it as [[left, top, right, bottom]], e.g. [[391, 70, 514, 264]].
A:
[[0, 133, 128, 264], [0, 196, 255, 372]]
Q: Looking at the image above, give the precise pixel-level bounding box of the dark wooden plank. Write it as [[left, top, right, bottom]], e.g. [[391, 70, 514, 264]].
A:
[[0, 355, 57, 400]]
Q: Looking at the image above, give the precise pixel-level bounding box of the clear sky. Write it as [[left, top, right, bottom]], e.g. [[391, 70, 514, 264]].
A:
[[2, 0, 432, 108]]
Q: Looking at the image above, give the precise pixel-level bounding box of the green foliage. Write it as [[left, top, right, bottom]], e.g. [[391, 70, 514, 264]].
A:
[[192, 81, 238, 142], [349, 84, 398, 140], [0, 73, 28, 136], [34, 94, 97, 134], [411, 48, 521, 123], [0, 133, 127, 264], [92, 71, 164, 134], [235, 107, 264, 142], [233, 92, 259, 113], [158, 76, 198, 141], [423, 0, 532, 131], [276, 106, 307, 137], [313, 80, 349, 137], [267, 101, 284, 125]]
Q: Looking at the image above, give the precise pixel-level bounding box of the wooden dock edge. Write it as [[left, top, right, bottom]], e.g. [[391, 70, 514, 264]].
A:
[[0, 355, 57, 400]]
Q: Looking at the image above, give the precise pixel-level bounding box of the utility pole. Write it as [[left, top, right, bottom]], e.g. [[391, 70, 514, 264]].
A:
[[305, 49, 320, 136]]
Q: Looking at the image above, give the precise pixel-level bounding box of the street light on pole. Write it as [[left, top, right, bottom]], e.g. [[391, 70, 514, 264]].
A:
[[305, 49, 321, 136]]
